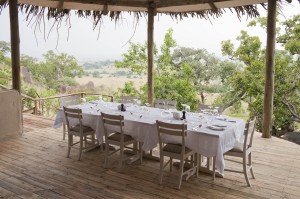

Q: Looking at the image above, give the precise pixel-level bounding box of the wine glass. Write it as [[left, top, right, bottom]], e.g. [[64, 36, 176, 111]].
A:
[[161, 110, 171, 118], [212, 107, 219, 116], [145, 103, 151, 107], [81, 98, 87, 103], [185, 105, 190, 112]]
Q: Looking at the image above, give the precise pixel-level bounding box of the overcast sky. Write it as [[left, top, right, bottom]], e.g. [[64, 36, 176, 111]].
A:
[[0, 2, 299, 62]]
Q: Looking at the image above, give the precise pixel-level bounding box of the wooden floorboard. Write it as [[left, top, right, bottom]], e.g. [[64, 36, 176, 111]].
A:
[[0, 113, 300, 198]]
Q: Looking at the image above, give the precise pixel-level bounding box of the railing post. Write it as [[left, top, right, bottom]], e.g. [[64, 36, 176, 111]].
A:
[[34, 99, 38, 115], [41, 100, 44, 115]]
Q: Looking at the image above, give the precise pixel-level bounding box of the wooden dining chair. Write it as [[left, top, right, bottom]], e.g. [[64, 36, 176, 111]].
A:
[[155, 99, 177, 109], [165, 100, 177, 110], [120, 95, 138, 104], [154, 99, 166, 109], [63, 106, 96, 161], [59, 95, 81, 140], [101, 112, 142, 172], [198, 103, 223, 114], [156, 120, 198, 189], [224, 117, 256, 187]]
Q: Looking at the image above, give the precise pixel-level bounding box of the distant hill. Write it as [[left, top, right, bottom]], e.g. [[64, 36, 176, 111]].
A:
[[83, 60, 115, 69]]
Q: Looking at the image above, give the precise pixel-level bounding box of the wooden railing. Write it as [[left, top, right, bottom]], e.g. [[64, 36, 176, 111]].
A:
[[29, 92, 114, 115], [0, 85, 114, 116]]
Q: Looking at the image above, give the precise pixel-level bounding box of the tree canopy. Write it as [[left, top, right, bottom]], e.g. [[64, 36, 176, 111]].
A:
[[218, 14, 300, 133], [21, 50, 84, 91], [115, 28, 241, 110]]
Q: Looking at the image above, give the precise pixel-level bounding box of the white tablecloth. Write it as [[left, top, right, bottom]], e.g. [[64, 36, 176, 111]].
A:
[[53, 101, 245, 175]]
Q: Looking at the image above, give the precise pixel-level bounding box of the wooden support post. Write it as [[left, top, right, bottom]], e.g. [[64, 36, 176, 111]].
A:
[[9, 0, 21, 92], [147, 4, 154, 106], [262, 0, 276, 138]]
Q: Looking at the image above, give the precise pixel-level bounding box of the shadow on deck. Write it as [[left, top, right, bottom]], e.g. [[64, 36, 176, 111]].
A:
[[0, 113, 300, 198]]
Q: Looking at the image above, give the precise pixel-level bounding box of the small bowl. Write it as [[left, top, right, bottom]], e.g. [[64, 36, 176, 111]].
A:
[[172, 111, 181, 120]]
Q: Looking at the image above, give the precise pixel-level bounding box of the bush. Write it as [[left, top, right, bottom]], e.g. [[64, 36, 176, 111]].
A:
[[92, 71, 100, 78], [63, 77, 78, 86]]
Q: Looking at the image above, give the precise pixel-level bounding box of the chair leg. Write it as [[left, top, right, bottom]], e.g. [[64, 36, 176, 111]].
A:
[[249, 153, 255, 179], [67, 134, 72, 158], [243, 156, 251, 187], [78, 136, 83, 161], [92, 134, 95, 147], [100, 142, 104, 151], [139, 142, 143, 165], [133, 142, 138, 154], [118, 144, 124, 172], [84, 136, 87, 148], [104, 142, 109, 168], [170, 158, 173, 172], [195, 154, 199, 178], [212, 156, 216, 181], [178, 159, 184, 189], [207, 157, 210, 170], [100, 137, 104, 151], [63, 124, 66, 140], [159, 156, 164, 185]]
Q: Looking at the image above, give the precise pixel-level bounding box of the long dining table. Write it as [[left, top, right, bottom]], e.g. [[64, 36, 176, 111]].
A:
[[53, 100, 245, 175]]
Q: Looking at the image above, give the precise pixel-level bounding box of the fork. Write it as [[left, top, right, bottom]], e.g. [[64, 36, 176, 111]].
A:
[[192, 124, 202, 130]]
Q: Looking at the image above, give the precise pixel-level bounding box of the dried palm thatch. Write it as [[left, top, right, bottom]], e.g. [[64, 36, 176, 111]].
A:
[[0, 0, 269, 28]]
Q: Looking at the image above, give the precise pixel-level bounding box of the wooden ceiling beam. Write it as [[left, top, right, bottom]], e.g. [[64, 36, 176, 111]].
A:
[[57, 0, 64, 10], [208, 2, 218, 10]]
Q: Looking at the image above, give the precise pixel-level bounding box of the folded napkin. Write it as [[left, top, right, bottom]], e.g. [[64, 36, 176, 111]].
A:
[[216, 116, 227, 121]]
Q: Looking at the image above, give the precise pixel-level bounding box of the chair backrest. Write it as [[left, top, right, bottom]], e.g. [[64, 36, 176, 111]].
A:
[[165, 100, 177, 109], [154, 99, 166, 109], [101, 112, 124, 140], [198, 103, 223, 114], [63, 106, 83, 132], [155, 99, 177, 109], [198, 103, 210, 112], [156, 120, 187, 154], [120, 96, 138, 104], [243, 117, 256, 151], [59, 95, 81, 107]]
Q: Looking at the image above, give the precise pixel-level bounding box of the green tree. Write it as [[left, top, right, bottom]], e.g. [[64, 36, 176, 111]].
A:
[[219, 15, 300, 134], [115, 42, 150, 75], [43, 50, 83, 82], [276, 15, 300, 126], [114, 28, 199, 110], [0, 41, 10, 55], [92, 71, 100, 78], [171, 47, 238, 93], [157, 29, 177, 73], [22, 51, 84, 90], [0, 41, 11, 86]]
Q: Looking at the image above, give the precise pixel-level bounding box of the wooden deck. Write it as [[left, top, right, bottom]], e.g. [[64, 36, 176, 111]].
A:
[[1, 114, 300, 199]]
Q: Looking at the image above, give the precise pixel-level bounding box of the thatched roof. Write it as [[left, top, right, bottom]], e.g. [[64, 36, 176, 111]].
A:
[[0, 0, 270, 27]]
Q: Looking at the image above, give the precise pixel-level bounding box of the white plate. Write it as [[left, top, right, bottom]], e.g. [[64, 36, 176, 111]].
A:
[[207, 125, 225, 131]]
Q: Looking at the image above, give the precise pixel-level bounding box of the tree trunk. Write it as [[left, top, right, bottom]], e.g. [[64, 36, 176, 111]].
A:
[[147, 4, 154, 106], [262, 0, 276, 138]]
